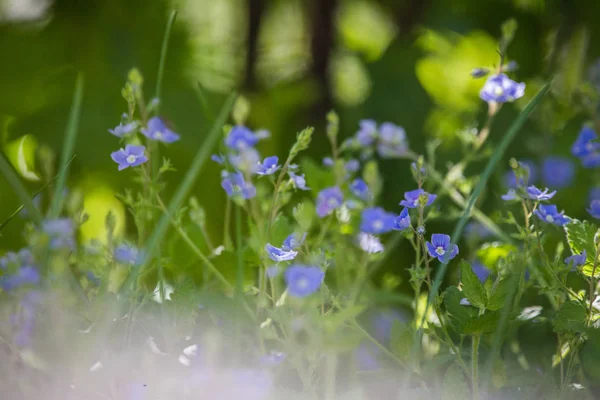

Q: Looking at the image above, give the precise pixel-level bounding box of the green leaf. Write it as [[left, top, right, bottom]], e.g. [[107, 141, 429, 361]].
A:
[[442, 363, 471, 400], [564, 219, 600, 276], [390, 320, 413, 361], [486, 278, 513, 311], [553, 301, 587, 333], [476, 242, 517, 271], [444, 286, 477, 331], [269, 215, 291, 247], [462, 311, 500, 335], [460, 260, 487, 309], [300, 157, 336, 194]]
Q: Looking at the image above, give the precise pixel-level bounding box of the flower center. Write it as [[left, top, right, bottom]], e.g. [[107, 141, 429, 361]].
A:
[[412, 199, 419, 207], [328, 198, 339, 208], [126, 155, 137, 164], [296, 277, 309, 290], [435, 247, 445, 256], [494, 86, 504, 96], [154, 131, 163, 139], [546, 215, 554, 223]]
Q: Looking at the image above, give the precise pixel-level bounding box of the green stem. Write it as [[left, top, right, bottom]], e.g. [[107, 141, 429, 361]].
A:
[[472, 335, 481, 400], [235, 205, 244, 297], [154, 10, 178, 105]]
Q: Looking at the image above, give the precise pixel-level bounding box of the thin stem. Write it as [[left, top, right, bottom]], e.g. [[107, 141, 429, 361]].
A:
[[588, 249, 600, 324], [235, 205, 244, 297], [154, 10, 178, 105], [472, 335, 481, 400]]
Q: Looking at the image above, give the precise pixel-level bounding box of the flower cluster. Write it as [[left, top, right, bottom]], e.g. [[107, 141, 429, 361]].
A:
[[0, 249, 39, 291], [479, 73, 525, 104], [572, 126, 600, 168], [345, 120, 409, 159]]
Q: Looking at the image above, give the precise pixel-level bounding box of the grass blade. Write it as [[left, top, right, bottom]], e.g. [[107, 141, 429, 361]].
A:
[[48, 72, 84, 218], [154, 10, 178, 106], [411, 81, 552, 364], [0, 152, 43, 225], [123, 91, 237, 290]]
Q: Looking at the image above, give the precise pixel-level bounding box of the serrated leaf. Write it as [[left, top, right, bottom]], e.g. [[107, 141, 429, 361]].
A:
[[444, 286, 477, 332], [564, 219, 600, 277], [553, 301, 587, 333], [486, 278, 514, 311], [442, 363, 471, 400], [462, 311, 500, 335], [460, 260, 487, 309]]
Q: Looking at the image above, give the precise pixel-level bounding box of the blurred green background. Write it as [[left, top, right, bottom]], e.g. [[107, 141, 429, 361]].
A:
[[1, 0, 599, 276]]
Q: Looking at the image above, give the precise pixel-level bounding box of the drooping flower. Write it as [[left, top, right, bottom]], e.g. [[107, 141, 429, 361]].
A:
[[282, 232, 307, 251], [356, 119, 378, 146], [42, 218, 75, 249], [141, 117, 180, 143], [360, 207, 396, 234], [225, 126, 259, 150], [108, 121, 137, 137], [534, 204, 570, 226], [588, 200, 600, 219], [110, 145, 148, 171], [265, 244, 297, 262], [345, 159, 360, 173], [284, 265, 324, 298], [256, 156, 280, 176], [289, 172, 309, 190], [526, 185, 556, 201], [542, 157, 575, 189], [221, 172, 256, 199], [399, 189, 436, 209], [479, 73, 525, 103], [565, 250, 586, 269], [426, 234, 459, 263], [316, 187, 344, 218], [393, 208, 411, 231], [377, 122, 408, 158], [350, 178, 370, 201], [114, 244, 143, 265], [358, 233, 384, 253]]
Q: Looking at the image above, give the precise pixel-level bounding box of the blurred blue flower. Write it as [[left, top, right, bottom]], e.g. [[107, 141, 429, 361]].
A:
[[526, 185, 556, 201], [590, 187, 600, 203], [393, 208, 411, 231], [345, 159, 360, 173], [322, 157, 334, 167], [282, 232, 306, 251], [565, 250, 586, 269], [358, 233, 384, 253], [572, 126, 600, 159], [588, 200, 600, 219], [111, 145, 148, 171], [109, 121, 137, 138], [504, 160, 538, 188], [225, 126, 259, 150], [211, 154, 225, 164], [228, 148, 260, 173], [0, 266, 40, 291], [265, 244, 297, 262], [542, 157, 575, 189], [256, 156, 280, 176], [221, 172, 256, 199], [42, 218, 75, 249], [86, 271, 101, 287], [471, 261, 490, 283], [479, 73, 525, 103], [416, 225, 425, 235], [501, 189, 518, 201], [377, 122, 408, 158], [355, 341, 380, 371], [260, 351, 286, 367], [465, 222, 492, 239], [114, 244, 143, 265], [350, 178, 370, 201], [471, 68, 489, 78], [399, 188, 436, 209], [426, 234, 459, 263], [289, 172, 309, 190], [360, 207, 396, 234], [534, 204, 569, 226], [356, 119, 378, 146], [141, 117, 180, 143], [373, 309, 406, 343], [266, 266, 280, 278], [284, 265, 324, 298], [316, 187, 343, 218]]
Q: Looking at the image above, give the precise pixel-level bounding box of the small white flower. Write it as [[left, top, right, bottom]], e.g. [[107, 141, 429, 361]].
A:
[[517, 306, 542, 321]]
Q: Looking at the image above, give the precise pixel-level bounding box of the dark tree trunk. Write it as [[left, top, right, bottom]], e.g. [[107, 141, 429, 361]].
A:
[[245, 0, 266, 91]]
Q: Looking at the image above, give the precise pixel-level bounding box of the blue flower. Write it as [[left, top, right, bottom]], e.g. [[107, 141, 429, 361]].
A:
[[399, 189, 436, 209], [393, 208, 411, 231], [526, 185, 556, 201], [501, 189, 518, 201], [588, 200, 600, 219], [322, 157, 334, 167], [284, 265, 324, 298], [350, 178, 370, 201], [282, 232, 307, 251], [141, 117, 180, 143], [565, 250, 586, 269], [345, 159, 360, 173], [265, 244, 297, 262], [228, 148, 260, 173], [504, 159, 538, 188], [260, 351, 286, 367], [0, 266, 40, 291], [114, 244, 143, 265], [471, 68, 490, 78], [426, 234, 459, 263], [355, 341, 380, 371], [358, 233, 384, 253], [472, 261, 490, 283], [211, 154, 225, 164], [42, 218, 75, 249], [542, 157, 575, 189], [360, 207, 396, 234], [534, 204, 569, 226], [479, 73, 525, 103], [571, 126, 600, 159], [590, 187, 600, 203], [225, 126, 259, 150], [111, 145, 148, 171], [256, 156, 280, 176], [289, 172, 309, 190], [377, 122, 408, 158], [356, 119, 378, 146], [109, 121, 137, 137], [221, 172, 256, 199], [316, 187, 343, 218]]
